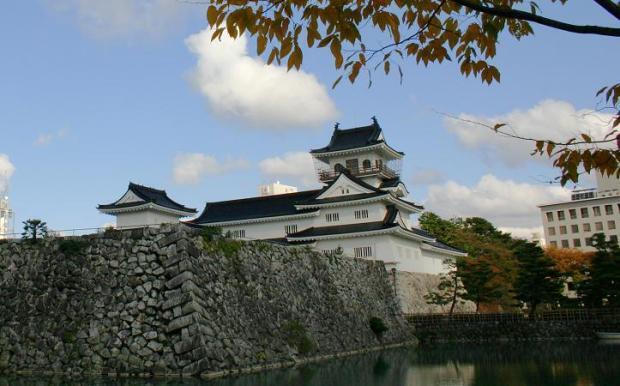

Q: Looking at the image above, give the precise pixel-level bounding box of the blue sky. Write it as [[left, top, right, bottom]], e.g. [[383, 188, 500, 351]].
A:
[[0, 1, 618, 238]]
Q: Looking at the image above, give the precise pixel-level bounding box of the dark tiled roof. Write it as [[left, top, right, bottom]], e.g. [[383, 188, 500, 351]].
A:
[[423, 240, 466, 254], [410, 227, 435, 239], [287, 221, 398, 239], [298, 192, 387, 206], [98, 182, 196, 213], [189, 190, 322, 224], [380, 178, 402, 188], [395, 196, 424, 210], [310, 121, 383, 154]]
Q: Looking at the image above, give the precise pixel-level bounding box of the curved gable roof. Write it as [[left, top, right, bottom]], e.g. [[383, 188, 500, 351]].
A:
[[98, 182, 196, 213]]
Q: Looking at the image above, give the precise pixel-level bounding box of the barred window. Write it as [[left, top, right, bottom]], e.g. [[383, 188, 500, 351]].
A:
[[354, 246, 372, 258], [354, 209, 369, 219], [285, 224, 298, 234], [325, 213, 340, 222], [231, 229, 246, 238]]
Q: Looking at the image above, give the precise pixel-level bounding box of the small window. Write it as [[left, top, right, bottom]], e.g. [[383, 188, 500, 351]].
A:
[[230, 229, 246, 239], [559, 226, 567, 235], [608, 220, 616, 230], [569, 209, 577, 219], [557, 210, 565, 221], [571, 224, 579, 233], [593, 206, 601, 216], [595, 222, 603, 231], [354, 246, 373, 257], [583, 223, 591, 232], [573, 238, 582, 247], [325, 213, 340, 222], [581, 208, 589, 218], [334, 163, 345, 173], [561, 240, 569, 248], [285, 224, 298, 234], [550, 241, 558, 247], [606, 205, 614, 215], [362, 159, 372, 169], [548, 227, 556, 236], [354, 209, 369, 219], [585, 237, 593, 246], [546, 212, 554, 222], [610, 235, 618, 244]]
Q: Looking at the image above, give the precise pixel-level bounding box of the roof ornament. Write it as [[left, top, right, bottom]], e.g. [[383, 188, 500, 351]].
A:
[[334, 122, 340, 130], [371, 116, 378, 126]]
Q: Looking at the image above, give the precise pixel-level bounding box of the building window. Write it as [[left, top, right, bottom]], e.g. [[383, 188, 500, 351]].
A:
[[585, 237, 593, 246], [573, 238, 582, 247], [230, 229, 246, 238], [583, 223, 591, 232], [557, 210, 565, 221], [550, 241, 558, 247], [345, 159, 359, 172], [608, 220, 616, 230], [559, 226, 567, 235], [610, 235, 618, 244], [571, 224, 579, 233], [285, 225, 298, 234], [569, 209, 577, 219], [595, 222, 603, 231], [548, 227, 556, 236], [606, 205, 614, 215], [561, 240, 569, 248], [354, 246, 373, 257], [593, 206, 601, 216], [325, 213, 340, 222], [546, 212, 554, 222], [354, 209, 369, 219], [375, 159, 383, 169], [581, 208, 589, 218], [362, 159, 372, 169], [334, 163, 345, 173]]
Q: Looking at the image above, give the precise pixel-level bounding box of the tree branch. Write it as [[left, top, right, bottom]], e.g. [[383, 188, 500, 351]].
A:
[[592, 0, 620, 21], [450, 0, 620, 37]]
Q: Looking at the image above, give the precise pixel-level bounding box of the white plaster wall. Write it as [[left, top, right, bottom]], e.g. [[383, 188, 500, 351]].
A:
[[116, 211, 182, 229]]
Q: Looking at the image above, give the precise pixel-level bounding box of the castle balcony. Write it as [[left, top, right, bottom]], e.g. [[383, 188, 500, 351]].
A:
[[317, 164, 399, 182]]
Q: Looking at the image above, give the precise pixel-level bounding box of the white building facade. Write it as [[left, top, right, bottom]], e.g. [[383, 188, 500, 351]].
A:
[[258, 181, 298, 197], [0, 196, 13, 239], [189, 119, 466, 274], [539, 173, 620, 251]]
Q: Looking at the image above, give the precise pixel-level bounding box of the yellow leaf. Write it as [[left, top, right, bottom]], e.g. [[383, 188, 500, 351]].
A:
[[207, 6, 218, 26]]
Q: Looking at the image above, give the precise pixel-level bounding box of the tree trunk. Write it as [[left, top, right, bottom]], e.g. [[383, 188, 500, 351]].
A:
[[449, 276, 458, 315], [529, 302, 538, 318]]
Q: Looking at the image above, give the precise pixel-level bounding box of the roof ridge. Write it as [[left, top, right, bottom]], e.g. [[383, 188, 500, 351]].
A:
[[129, 182, 166, 194], [205, 189, 322, 206]]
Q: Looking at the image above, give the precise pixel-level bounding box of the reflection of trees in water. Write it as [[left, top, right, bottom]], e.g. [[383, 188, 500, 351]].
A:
[[1, 343, 619, 386]]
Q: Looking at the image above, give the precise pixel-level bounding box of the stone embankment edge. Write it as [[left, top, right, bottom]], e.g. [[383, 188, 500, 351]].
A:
[[10, 340, 418, 380]]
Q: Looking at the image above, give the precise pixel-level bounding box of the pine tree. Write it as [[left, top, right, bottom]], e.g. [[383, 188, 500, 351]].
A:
[[424, 259, 466, 315], [579, 233, 620, 307], [460, 259, 504, 312], [513, 241, 563, 317], [21, 219, 48, 243]]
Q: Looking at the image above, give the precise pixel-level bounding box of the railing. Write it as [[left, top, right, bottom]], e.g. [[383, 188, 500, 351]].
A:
[[405, 308, 620, 326], [317, 165, 399, 182]]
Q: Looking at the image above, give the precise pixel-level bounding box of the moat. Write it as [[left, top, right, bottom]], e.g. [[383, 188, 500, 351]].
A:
[[1, 341, 618, 386]]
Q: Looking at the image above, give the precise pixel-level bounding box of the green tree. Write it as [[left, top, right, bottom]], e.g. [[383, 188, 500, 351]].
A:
[[21, 219, 48, 243], [513, 241, 563, 316], [205, 0, 620, 184], [579, 233, 620, 307], [424, 258, 467, 314], [460, 259, 504, 312]]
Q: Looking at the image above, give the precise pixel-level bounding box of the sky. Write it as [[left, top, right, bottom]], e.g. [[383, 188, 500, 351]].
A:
[[0, 0, 618, 239]]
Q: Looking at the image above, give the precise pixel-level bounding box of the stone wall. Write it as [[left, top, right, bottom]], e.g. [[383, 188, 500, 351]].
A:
[[0, 225, 412, 376], [394, 271, 475, 314]]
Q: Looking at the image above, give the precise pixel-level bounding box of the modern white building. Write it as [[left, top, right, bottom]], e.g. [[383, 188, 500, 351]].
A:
[[258, 181, 298, 197], [539, 172, 620, 251], [98, 183, 197, 229], [0, 195, 14, 239], [188, 119, 466, 274]]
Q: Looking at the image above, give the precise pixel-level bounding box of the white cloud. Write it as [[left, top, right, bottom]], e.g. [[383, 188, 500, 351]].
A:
[[411, 169, 445, 186], [0, 155, 15, 194], [444, 100, 615, 166], [259, 151, 319, 188], [35, 128, 68, 146], [173, 153, 249, 184], [185, 28, 339, 130], [424, 174, 570, 229], [50, 0, 189, 39]]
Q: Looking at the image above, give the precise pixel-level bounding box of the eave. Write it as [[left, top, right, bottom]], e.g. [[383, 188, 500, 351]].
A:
[[189, 210, 320, 227], [310, 142, 404, 160], [98, 203, 196, 217]]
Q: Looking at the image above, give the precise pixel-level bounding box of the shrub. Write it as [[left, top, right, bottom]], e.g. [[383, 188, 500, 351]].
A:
[[58, 239, 90, 257], [283, 320, 315, 355], [369, 317, 388, 339], [202, 226, 222, 242]]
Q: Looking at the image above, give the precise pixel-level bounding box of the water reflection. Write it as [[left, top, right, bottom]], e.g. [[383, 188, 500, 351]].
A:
[[1, 341, 618, 386]]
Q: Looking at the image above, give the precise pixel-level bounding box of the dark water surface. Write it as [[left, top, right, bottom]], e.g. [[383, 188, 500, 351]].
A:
[[2, 341, 619, 386]]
